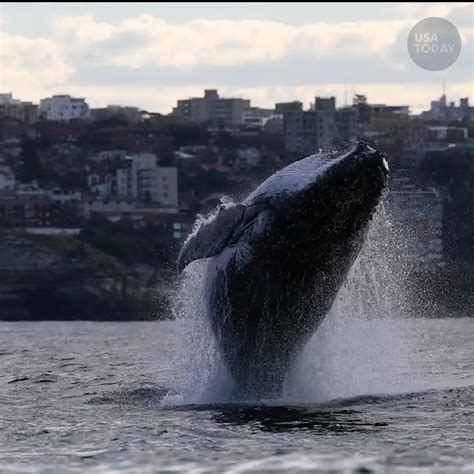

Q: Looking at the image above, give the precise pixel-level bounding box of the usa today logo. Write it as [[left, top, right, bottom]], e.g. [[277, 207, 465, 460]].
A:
[[407, 17, 461, 71]]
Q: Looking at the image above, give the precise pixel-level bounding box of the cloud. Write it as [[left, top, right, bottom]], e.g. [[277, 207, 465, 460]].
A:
[[52, 14, 116, 51], [0, 5, 472, 113], [49, 8, 473, 76], [0, 30, 73, 92], [51, 14, 412, 68], [396, 2, 471, 19]]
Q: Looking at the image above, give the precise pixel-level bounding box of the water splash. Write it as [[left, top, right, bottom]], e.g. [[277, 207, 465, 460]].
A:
[[285, 201, 427, 403], [166, 260, 229, 406], [183, 195, 235, 247], [167, 197, 237, 405], [171, 197, 427, 405]]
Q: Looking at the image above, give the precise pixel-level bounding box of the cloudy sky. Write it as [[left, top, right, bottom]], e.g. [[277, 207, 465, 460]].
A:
[[1, 2, 472, 113]]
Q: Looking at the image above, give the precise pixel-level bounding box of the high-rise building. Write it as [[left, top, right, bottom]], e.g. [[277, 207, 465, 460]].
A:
[[173, 89, 250, 125], [283, 97, 336, 154]]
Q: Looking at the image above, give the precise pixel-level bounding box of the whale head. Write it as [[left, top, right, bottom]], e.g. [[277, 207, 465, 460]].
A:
[[178, 142, 389, 273], [237, 141, 389, 257]]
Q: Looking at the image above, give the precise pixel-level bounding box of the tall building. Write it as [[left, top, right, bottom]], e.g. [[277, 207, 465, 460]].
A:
[[173, 89, 251, 125], [336, 106, 359, 142], [117, 153, 178, 207], [0, 93, 39, 124], [283, 97, 336, 154], [40, 95, 89, 122]]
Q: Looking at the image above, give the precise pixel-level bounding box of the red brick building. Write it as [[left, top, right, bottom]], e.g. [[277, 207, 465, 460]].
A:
[[0, 102, 39, 125], [0, 195, 58, 228]]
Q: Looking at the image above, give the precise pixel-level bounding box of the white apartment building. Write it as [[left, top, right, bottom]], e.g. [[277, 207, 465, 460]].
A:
[[117, 154, 178, 207], [39, 95, 89, 121]]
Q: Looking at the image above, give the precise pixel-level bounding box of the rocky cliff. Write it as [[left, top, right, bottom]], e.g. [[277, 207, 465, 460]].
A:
[[0, 232, 172, 320]]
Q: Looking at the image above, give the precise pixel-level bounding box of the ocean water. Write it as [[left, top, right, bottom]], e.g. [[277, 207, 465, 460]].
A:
[[1, 317, 473, 473]]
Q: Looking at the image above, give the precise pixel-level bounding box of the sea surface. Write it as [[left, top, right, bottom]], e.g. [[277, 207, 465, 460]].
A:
[[1, 317, 473, 473]]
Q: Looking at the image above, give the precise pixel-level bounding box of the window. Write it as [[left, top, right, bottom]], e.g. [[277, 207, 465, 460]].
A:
[[163, 192, 168, 198]]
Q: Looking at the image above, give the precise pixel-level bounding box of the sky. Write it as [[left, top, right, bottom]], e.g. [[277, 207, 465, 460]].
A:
[[0, 2, 473, 114]]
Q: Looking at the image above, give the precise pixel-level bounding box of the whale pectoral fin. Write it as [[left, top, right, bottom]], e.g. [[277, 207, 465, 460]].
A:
[[178, 202, 271, 273], [178, 204, 246, 273]]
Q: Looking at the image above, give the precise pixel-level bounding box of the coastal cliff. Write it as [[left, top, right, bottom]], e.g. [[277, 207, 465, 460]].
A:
[[0, 232, 172, 320]]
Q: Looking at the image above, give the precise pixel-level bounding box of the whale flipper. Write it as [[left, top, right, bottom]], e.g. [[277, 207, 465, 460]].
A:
[[178, 202, 271, 272], [178, 204, 245, 272]]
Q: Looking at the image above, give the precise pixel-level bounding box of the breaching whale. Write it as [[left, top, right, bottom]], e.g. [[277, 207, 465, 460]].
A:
[[179, 142, 389, 399]]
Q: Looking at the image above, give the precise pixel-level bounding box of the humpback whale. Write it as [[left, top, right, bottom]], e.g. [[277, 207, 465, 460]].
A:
[[179, 142, 389, 399]]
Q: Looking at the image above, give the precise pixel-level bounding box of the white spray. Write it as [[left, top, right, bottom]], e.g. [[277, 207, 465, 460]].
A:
[[171, 195, 427, 405]]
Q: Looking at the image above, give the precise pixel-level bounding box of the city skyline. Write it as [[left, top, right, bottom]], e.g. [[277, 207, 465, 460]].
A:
[[0, 2, 473, 114]]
